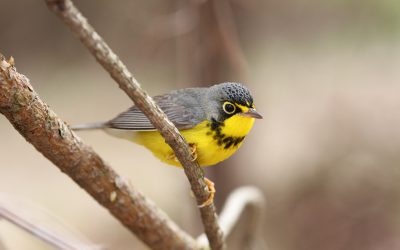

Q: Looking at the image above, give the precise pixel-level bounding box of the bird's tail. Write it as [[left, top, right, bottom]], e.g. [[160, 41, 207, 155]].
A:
[[70, 122, 109, 131]]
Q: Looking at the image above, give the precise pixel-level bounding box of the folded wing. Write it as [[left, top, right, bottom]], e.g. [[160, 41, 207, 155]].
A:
[[108, 94, 203, 131]]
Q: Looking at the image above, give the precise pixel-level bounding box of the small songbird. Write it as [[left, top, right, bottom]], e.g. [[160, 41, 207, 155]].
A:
[[72, 82, 262, 206]]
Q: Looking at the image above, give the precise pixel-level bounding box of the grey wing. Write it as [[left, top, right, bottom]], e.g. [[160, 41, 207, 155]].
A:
[[107, 94, 204, 131]]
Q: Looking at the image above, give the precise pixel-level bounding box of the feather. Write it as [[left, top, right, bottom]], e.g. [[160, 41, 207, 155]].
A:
[[107, 92, 205, 131]]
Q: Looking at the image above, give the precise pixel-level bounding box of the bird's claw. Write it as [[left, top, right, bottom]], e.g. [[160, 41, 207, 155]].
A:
[[166, 143, 197, 162], [189, 143, 198, 161], [198, 178, 215, 208]]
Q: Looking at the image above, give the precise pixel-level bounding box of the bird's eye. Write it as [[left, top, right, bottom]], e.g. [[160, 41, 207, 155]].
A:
[[223, 102, 236, 114]]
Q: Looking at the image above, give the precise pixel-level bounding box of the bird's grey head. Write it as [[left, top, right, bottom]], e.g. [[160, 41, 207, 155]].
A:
[[204, 82, 260, 122]]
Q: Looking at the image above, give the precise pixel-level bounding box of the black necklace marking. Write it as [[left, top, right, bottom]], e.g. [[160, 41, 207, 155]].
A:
[[206, 118, 245, 149]]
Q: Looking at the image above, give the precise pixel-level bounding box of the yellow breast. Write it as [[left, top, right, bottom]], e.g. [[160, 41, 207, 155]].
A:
[[130, 114, 255, 167]]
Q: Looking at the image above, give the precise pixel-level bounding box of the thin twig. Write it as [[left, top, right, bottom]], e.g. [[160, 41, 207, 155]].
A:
[[0, 55, 196, 249], [197, 186, 266, 249], [44, 0, 224, 249], [0, 193, 103, 250]]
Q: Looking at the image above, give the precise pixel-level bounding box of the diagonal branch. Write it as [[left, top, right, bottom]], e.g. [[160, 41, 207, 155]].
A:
[[0, 55, 196, 249], [44, 0, 224, 249], [0, 193, 103, 250], [197, 186, 267, 249]]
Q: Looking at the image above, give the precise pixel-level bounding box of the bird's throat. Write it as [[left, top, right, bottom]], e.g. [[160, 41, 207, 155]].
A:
[[207, 115, 255, 149], [222, 115, 255, 137]]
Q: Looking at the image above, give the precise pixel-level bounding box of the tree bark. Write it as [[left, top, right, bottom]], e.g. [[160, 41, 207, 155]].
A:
[[0, 55, 196, 250], [44, 0, 225, 249]]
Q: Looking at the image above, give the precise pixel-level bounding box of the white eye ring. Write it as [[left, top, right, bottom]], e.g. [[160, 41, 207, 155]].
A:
[[223, 102, 236, 114]]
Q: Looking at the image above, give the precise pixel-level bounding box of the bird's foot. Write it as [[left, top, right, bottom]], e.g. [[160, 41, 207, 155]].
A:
[[166, 152, 179, 162], [166, 143, 198, 162], [198, 177, 215, 208], [189, 143, 198, 161]]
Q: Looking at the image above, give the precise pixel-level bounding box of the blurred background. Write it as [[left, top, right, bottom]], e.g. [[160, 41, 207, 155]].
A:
[[1, 0, 400, 249]]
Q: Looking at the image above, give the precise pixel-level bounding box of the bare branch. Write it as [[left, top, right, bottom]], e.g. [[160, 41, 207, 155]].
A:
[[0, 193, 103, 250], [197, 186, 267, 249], [44, 0, 224, 249], [0, 55, 196, 249]]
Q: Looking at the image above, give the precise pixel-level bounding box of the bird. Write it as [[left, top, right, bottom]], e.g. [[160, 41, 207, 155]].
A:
[[72, 82, 262, 206]]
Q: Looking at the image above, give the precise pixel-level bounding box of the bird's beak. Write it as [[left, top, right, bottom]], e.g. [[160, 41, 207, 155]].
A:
[[240, 108, 263, 119]]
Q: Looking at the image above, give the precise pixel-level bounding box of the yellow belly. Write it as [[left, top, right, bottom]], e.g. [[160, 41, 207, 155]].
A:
[[128, 115, 255, 167]]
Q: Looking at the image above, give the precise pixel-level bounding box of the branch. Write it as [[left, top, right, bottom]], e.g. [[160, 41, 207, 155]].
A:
[[0, 193, 103, 250], [44, 0, 224, 249], [0, 55, 196, 249], [197, 186, 266, 248]]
